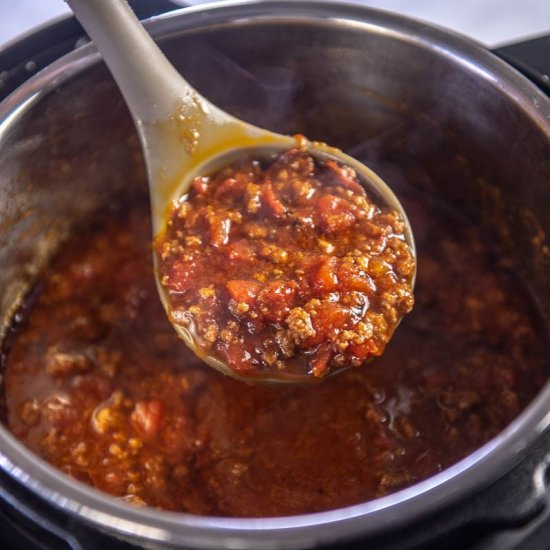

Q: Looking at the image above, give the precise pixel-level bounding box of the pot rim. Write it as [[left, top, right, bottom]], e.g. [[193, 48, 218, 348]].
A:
[[0, 1, 549, 548]]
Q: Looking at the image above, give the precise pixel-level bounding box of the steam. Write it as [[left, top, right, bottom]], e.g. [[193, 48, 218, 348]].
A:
[[183, 42, 299, 131]]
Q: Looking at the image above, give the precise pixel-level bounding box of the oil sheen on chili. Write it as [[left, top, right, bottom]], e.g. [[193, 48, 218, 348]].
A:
[[155, 146, 415, 379]]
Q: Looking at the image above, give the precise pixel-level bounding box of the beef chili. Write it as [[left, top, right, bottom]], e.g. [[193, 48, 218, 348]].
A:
[[2, 185, 547, 517], [155, 145, 415, 379]]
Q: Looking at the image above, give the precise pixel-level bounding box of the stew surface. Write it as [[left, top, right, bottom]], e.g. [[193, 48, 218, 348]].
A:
[[156, 146, 414, 380], [2, 189, 547, 516]]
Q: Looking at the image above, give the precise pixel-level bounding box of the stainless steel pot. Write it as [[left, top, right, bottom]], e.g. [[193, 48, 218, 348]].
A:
[[0, 1, 549, 548]]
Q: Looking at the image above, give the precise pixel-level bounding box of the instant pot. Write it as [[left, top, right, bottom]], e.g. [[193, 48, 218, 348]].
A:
[[0, 1, 550, 549]]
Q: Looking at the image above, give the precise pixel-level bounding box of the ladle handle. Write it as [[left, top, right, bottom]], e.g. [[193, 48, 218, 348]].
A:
[[66, 0, 193, 123]]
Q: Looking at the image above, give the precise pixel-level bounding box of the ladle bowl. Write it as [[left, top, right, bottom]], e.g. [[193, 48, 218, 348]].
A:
[[67, 0, 415, 383]]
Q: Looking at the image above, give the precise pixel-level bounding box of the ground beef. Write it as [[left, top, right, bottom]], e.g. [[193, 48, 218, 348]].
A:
[[156, 145, 415, 380]]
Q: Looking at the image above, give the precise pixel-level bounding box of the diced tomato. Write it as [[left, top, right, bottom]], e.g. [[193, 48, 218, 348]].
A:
[[349, 340, 381, 359], [226, 240, 257, 264], [207, 214, 231, 248], [338, 263, 374, 293], [312, 257, 338, 294], [221, 343, 257, 374], [315, 194, 356, 234], [258, 280, 297, 322], [131, 400, 164, 437], [192, 177, 209, 195], [305, 301, 350, 346], [165, 259, 198, 293], [315, 302, 350, 332], [213, 177, 245, 198], [262, 182, 286, 217], [309, 345, 333, 377], [323, 159, 366, 195], [226, 280, 261, 305]]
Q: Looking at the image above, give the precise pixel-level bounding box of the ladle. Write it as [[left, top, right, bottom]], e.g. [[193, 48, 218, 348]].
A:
[[67, 0, 415, 383]]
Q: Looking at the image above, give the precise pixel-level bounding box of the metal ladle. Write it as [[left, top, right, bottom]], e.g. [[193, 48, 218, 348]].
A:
[[67, 0, 415, 383]]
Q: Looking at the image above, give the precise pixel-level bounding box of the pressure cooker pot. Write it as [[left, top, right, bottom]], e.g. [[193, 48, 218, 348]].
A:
[[0, 2, 549, 548]]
